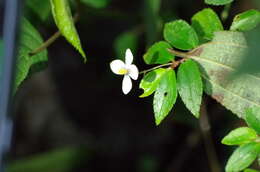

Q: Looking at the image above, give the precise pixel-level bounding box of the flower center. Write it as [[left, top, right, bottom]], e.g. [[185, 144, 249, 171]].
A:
[[118, 68, 128, 75]]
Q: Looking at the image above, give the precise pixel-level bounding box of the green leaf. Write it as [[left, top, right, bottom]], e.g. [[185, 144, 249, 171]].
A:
[[191, 8, 223, 41], [163, 20, 199, 50], [50, 0, 86, 61], [177, 59, 203, 118], [230, 10, 260, 32], [143, 41, 174, 64], [244, 169, 260, 172], [81, 0, 109, 8], [225, 142, 260, 172], [139, 68, 167, 98], [114, 31, 138, 60], [188, 31, 260, 118], [221, 127, 257, 145], [16, 18, 48, 91], [205, 0, 234, 5], [153, 69, 177, 125], [26, 0, 51, 21], [245, 107, 260, 134]]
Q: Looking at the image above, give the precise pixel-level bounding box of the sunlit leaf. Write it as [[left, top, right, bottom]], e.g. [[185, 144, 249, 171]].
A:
[[225, 142, 260, 172], [153, 69, 177, 125], [139, 68, 166, 98], [230, 10, 260, 32], [50, 0, 86, 61], [221, 127, 257, 145], [245, 107, 260, 134], [177, 59, 203, 118], [205, 0, 234, 5], [163, 20, 199, 50], [191, 8, 223, 41], [143, 41, 174, 64], [244, 168, 260, 172]]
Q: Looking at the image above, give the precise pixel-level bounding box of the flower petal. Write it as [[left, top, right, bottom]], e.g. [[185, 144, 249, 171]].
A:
[[122, 75, 132, 94], [128, 64, 139, 80], [110, 60, 125, 75], [125, 49, 133, 65]]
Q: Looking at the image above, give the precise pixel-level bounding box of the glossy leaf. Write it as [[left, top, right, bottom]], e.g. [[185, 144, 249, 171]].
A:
[[153, 69, 177, 125], [244, 169, 260, 172], [221, 127, 257, 145], [16, 18, 48, 91], [230, 10, 260, 31], [245, 107, 260, 134], [191, 8, 223, 41], [188, 31, 260, 118], [143, 41, 174, 64], [114, 31, 138, 60], [163, 20, 199, 50], [139, 68, 166, 98], [225, 142, 260, 172], [50, 0, 86, 61], [26, 0, 51, 21], [205, 0, 234, 5], [81, 0, 110, 8], [177, 59, 203, 118]]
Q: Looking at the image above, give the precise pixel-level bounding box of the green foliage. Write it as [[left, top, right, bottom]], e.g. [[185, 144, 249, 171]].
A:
[[230, 10, 260, 32], [244, 169, 260, 172], [245, 107, 260, 134], [191, 8, 223, 41], [143, 41, 174, 64], [114, 31, 138, 60], [81, 0, 110, 8], [221, 127, 257, 145], [163, 20, 199, 50], [153, 69, 177, 125], [225, 142, 260, 172], [26, 0, 51, 21], [189, 31, 260, 118], [139, 68, 167, 98], [205, 0, 234, 5], [16, 18, 48, 91], [177, 59, 203, 118], [50, 0, 86, 61]]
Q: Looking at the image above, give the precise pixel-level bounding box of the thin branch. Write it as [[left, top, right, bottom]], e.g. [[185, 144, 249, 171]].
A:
[[139, 63, 172, 74]]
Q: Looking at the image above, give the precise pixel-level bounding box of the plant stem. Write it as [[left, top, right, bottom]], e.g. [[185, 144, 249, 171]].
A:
[[199, 98, 221, 172], [139, 63, 172, 74], [168, 48, 188, 58], [221, 3, 231, 22]]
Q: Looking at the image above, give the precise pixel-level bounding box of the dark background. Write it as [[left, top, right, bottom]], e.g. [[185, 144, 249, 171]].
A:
[[3, 0, 259, 171]]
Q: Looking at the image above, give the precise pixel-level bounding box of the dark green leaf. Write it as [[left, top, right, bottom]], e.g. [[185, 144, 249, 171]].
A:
[[26, 0, 51, 21], [143, 41, 174, 64], [230, 10, 260, 31], [245, 107, 260, 134], [153, 69, 177, 125], [81, 0, 110, 8], [163, 20, 199, 50], [114, 31, 138, 60], [221, 127, 257, 145], [205, 0, 234, 5], [191, 8, 223, 41], [139, 68, 166, 98], [225, 142, 260, 172], [16, 18, 48, 91], [244, 169, 260, 172], [50, 0, 86, 61], [177, 59, 203, 118]]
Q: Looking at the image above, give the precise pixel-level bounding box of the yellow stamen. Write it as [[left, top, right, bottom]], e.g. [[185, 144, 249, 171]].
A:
[[118, 68, 128, 75]]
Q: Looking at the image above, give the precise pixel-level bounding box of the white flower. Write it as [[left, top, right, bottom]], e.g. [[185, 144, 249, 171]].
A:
[[110, 49, 139, 94]]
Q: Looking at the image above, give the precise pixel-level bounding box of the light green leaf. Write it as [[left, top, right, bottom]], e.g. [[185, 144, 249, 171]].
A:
[[187, 31, 260, 118], [221, 127, 257, 145], [153, 69, 177, 125], [163, 20, 199, 50], [139, 68, 166, 98], [50, 0, 86, 61], [244, 169, 260, 172], [245, 107, 260, 134], [225, 142, 260, 172], [81, 0, 109, 8], [191, 8, 223, 41], [205, 0, 234, 5], [114, 31, 138, 60], [16, 18, 48, 91], [143, 41, 174, 64], [26, 0, 51, 21], [177, 59, 203, 118], [230, 10, 260, 32]]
